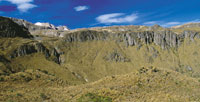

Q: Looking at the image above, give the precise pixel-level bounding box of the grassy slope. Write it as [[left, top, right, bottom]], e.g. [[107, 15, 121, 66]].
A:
[[1, 67, 199, 102], [74, 67, 200, 102], [59, 41, 135, 82], [51, 37, 200, 82], [1, 26, 200, 101], [0, 38, 84, 84]]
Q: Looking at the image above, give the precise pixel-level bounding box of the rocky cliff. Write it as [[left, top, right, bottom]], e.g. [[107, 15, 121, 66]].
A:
[[9, 41, 62, 64], [64, 29, 200, 49], [0, 16, 63, 65], [0, 17, 32, 38]]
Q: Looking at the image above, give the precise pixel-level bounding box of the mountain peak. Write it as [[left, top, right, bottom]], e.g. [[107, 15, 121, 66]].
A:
[[35, 22, 56, 30], [35, 22, 69, 31]]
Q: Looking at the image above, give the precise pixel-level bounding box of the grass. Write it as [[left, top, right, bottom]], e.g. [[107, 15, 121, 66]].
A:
[[1, 67, 199, 102], [16, 93, 22, 97], [1, 24, 200, 101], [0, 77, 4, 82], [40, 93, 48, 100], [78, 93, 112, 102]]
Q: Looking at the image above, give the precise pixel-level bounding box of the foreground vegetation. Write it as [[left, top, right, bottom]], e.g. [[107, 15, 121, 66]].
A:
[[0, 67, 200, 102]]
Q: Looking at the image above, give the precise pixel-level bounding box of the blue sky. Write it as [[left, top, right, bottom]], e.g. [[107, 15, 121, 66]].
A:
[[0, 0, 200, 29]]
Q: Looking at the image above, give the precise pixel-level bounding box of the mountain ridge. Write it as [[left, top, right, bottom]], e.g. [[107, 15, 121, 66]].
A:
[[1, 16, 200, 102]]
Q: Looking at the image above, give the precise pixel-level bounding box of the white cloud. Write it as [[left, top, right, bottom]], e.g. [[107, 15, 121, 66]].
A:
[[17, 3, 36, 12], [143, 19, 200, 27], [5, 0, 33, 4], [143, 21, 159, 25], [143, 21, 181, 27], [74, 6, 89, 11], [1, 0, 37, 12], [161, 22, 181, 27], [96, 13, 138, 24], [186, 19, 200, 23]]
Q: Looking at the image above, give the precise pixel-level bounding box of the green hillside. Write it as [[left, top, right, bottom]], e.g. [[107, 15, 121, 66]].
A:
[[1, 16, 200, 102]]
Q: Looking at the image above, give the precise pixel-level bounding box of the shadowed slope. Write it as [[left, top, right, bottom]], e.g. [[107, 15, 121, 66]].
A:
[[0, 16, 32, 38]]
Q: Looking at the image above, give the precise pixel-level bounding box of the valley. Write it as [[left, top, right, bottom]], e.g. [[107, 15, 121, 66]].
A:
[[0, 16, 200, 102]]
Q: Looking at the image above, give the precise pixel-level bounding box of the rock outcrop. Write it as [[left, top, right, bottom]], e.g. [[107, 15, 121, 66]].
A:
[[10, 42, 62, 64], [122, 30, 179, 49], [56, 26, 69, 31], [104, 50, 130, 62], [64, 29, 200, 49], [64, 30, 108, 42], [35, 22, 56, 29], [0, 16, 32, 38], [35, 22, 69, 31], [10, 43, 50, 58]]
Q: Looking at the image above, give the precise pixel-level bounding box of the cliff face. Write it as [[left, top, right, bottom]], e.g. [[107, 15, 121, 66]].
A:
[[10, 42, 49, 57], [9, 42, 62, 64], [123, 30, 200, 48], [64, 30, 109, 42], [64, 29, 200, 49], [0, 17, 32, 38], [0, 16, 62, 64]]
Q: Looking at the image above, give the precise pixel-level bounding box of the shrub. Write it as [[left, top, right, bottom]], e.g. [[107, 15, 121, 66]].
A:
[[0, 77, 4, 82], [78, 93, 112, 102], [41, 70, 48, 74], [24, 77, 32, 82], [40, 93, 48, 100], [16, 93, 22, 97]]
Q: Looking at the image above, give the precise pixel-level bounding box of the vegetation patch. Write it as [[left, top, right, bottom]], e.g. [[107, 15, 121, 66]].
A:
[[78, 93, 112, 102], [40, 93, 49, 100]]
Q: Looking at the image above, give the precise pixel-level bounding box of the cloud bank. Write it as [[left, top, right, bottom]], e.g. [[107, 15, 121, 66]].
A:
[[162, 22, 181, 27], [144, 19, 200, 27], [96, 13, 138, 25], [144, 21, 182, 27], [1, 0, 37, 12], [74, 6, 89, 11]]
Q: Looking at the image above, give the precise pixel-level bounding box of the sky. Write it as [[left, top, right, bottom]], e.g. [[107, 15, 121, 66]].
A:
[[0, 0, 200, 29]]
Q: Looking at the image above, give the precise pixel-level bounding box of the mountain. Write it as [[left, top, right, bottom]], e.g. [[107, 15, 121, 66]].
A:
[[0, 17, 32, 38], [35, 22, 69, 31], [0, 16, 200, 102], [10, 17, 69, 37]]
